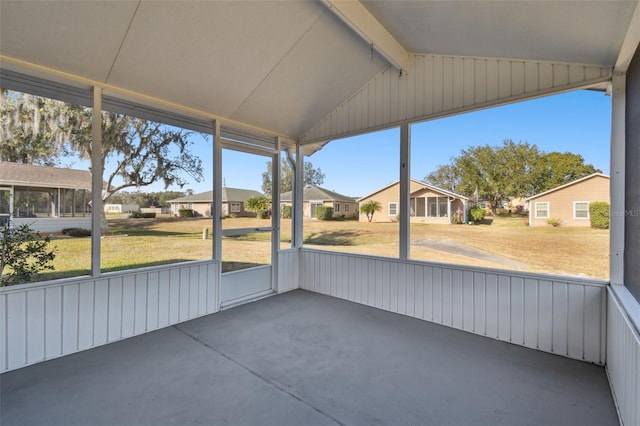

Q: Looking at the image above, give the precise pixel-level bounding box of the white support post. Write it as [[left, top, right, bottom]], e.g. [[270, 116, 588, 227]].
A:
[[272, 138, 281, 291], [610, 73, 626, 285], [91, 86, 102, 277], [293, 144, 304, 248], [399, 122, 410, 260], [213, 120, 222, 262]]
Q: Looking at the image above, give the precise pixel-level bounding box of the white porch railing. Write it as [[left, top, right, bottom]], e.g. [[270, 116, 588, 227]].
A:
[[300, 249, 608, 364], [1, 260, 220, 373]]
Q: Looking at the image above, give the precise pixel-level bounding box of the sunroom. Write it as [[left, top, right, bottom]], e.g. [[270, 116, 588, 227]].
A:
[[1, 1, 639, 425]]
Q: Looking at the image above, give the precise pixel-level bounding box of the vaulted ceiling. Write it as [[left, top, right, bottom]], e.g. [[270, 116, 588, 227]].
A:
[[1, 0, 639, 145]]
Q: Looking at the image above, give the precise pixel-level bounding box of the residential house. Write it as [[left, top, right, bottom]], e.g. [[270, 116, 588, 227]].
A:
[[103, 203, 140, 214], [280, 185, 358, 219], [168, 187, 263, 218], [0, 162, 92, 232], [358, 179, 468, 224], [526, 173, 610, 227]]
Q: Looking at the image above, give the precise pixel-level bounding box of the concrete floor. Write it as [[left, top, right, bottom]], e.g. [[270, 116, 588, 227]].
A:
[[1, 290, 618, 426]]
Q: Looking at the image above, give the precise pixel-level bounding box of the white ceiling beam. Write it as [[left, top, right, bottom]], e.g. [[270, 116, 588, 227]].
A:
[[322, 0, 409, 73], [615, 0, 640, 72]]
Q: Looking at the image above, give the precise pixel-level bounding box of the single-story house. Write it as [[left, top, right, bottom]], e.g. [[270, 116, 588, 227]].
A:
[[358, 179, 469, 224], [526, 173, 610, 227], [104, 203, 140, 214], [280, 185, 358, 219], [0, 162, 92, 232], [168, 187, 263, 218]]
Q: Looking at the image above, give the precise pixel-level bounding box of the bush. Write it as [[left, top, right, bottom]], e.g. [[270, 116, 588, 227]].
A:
[[178, 209, 194, 218], [259, 210, 270, 219], [315, 206, 334, 220], [468, 206, 486, 223], [129, 211, 156, 219], [1, 223, 56, 286], [547, 217, 562, 227], [62, 228, 91, 237], [281, 205, 292, 219], [589, 201, 610, 229]]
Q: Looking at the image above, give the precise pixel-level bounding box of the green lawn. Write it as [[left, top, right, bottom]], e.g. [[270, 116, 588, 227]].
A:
[[29, 215, 609, 283]]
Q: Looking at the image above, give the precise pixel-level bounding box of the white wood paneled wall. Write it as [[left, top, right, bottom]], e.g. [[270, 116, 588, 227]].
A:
[[300, 249, 607, 364], [301, 54, 611, 144], [277, 249, 299, 293], [0, 260, 220, 372], [606, 286, 640, 426]]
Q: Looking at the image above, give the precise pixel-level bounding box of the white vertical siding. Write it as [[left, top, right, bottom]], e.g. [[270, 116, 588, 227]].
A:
[[301, 54, 611, 144], [1, 260, 220, 373], [607, 286, 640, 426], [300, 249, 607, 364]]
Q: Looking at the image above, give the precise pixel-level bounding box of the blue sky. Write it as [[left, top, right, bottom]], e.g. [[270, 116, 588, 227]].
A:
[[103, 89, 612, 197]]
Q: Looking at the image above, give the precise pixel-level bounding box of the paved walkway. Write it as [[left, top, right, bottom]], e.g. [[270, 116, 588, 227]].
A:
[[2, 290, 616, 425], [412, 238, 527, 268]]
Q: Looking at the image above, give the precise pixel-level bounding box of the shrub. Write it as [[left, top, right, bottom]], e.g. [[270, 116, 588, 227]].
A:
[[468, 206, 486, 223], [178, 209, 194, 218], [1, 223, 56, 286], [315, 206, 334, 220], [259, 210, 270, 219], [281, 205, 292, 219], [589, 201, 610, 229], [547, 217, 562, 227], [129, 211, 156, 218], [62, 228, 91, 237]]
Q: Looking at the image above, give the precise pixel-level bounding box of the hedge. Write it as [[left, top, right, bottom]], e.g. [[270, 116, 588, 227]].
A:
[[315, 206, 334, 220], [589, 201, 610, 229]]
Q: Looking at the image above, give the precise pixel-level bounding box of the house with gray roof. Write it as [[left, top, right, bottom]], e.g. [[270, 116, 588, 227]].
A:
[[0, 162, 92, 232], [168, 187, 263, 218], [280, 185, 358, 219]]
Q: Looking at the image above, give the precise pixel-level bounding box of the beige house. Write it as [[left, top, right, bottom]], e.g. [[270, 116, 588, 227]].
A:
[[358, 179, 468, 224], [526, 173, 610, 227], [280, 185, 358, 219], [168, 187, 263, 218]]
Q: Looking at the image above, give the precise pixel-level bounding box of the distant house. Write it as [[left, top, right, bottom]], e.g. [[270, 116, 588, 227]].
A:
[[167, 187, 263, 218], [525, 173, 610, 227], [0, 162, 92, 233], [280, 185, 358, 219], [358, 179, 469, 224], [104, 204, 140, 214]]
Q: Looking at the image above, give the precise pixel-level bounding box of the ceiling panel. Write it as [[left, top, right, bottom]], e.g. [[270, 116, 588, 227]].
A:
[[107, 1, 327, 119], [230, 10, 388, 136], [0, 0, 137, 82], [362, 1, 636, 66]]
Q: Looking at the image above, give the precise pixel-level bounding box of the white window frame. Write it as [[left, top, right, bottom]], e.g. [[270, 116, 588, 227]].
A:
[[535, 202, 549, 219], [230, 202, 241, 213], [388, 202, 398, 216], [334, 202, 340, 213], [344, 204, 350, 213], [573, 201, 590, 219]]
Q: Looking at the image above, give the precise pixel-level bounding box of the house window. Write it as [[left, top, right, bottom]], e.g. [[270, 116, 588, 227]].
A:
[[574, 201, 589, 219], [388, 202, 397, 216], [344, 204, 350, 213], [230, 202, 241, 213], [535, 202, 549, 219], [334, 203, 340, 213]]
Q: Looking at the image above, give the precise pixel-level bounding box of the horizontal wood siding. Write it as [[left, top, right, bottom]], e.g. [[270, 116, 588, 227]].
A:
[[300, 249, 607, 364], [278, 249, 299, 293], [301, 54, 611, 144], [1, 261, 220, 373], [606, 286, 640, 426]]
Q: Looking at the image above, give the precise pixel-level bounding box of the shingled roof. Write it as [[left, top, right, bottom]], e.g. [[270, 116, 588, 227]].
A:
[[168, 188, 263, 203], [280, 185, 356, 202], [0, 162, 92, 190]]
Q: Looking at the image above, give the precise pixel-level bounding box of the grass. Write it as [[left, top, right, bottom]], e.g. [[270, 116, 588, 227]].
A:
[[28, 215, 609, 283]]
